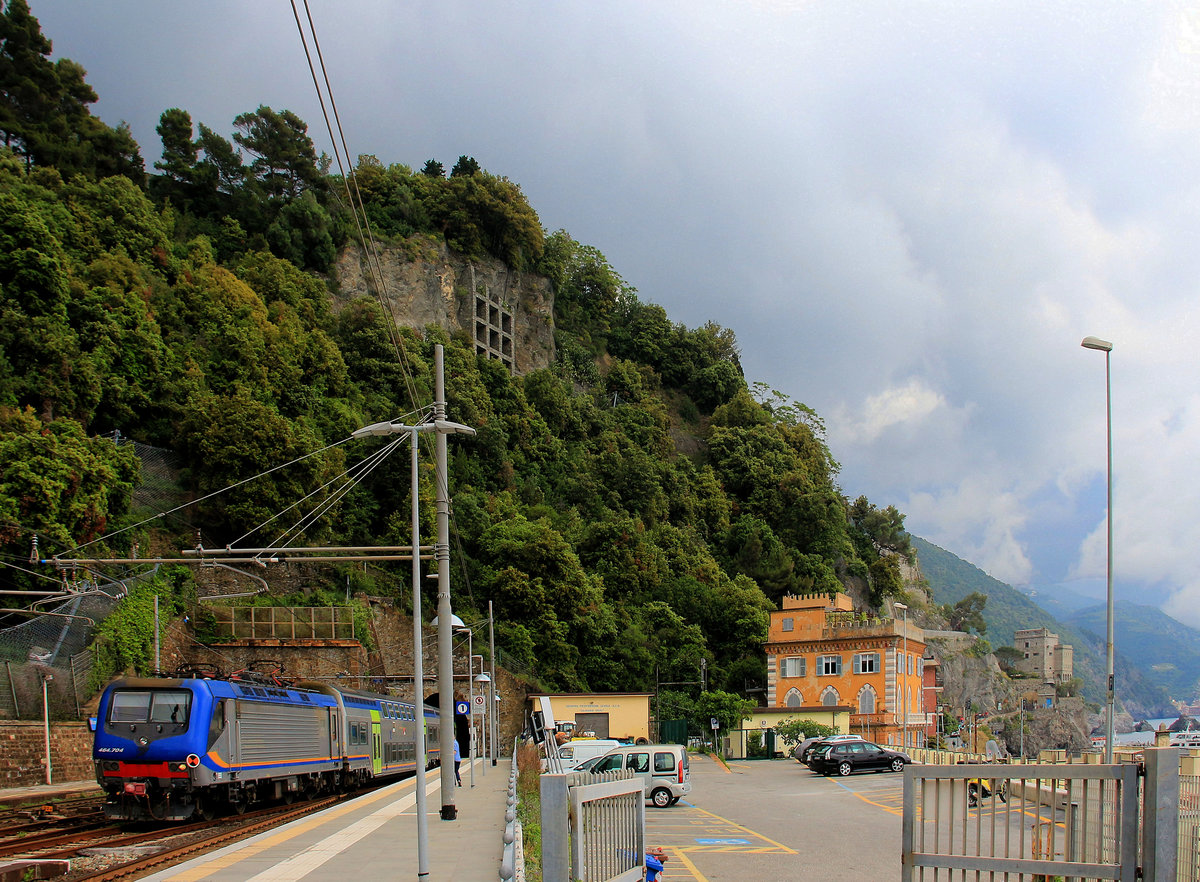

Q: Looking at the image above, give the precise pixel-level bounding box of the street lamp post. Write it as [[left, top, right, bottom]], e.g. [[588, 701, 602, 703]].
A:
[[488, 600, 497, 767], [352, 344, 476, 833], [42, 673, 53, 785], [895, 602, 908, 750], [470, 667, 484, 777], [1082, 335, 1115, 763]]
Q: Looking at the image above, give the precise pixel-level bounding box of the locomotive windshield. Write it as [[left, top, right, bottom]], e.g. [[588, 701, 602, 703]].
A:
[[109, 689, 192, 724]]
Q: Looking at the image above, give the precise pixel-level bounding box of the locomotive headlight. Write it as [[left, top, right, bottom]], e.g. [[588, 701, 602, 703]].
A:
[[138, 737, 149, 747], [186, 754, 201, 768]]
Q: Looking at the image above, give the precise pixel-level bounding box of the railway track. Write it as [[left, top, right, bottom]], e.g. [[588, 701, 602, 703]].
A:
[[68, 795, 346, 881]]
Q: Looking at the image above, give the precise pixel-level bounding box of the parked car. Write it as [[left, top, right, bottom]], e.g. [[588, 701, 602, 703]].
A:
[[556, 739, 622, 770], [575, 743, 691, 807], [807, 740, 911, 776], [799, 733, 864, 764]]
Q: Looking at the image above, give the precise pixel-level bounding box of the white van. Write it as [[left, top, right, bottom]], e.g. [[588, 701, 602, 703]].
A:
[[557, 739, 622, 770], [577, 744, 691, 807]]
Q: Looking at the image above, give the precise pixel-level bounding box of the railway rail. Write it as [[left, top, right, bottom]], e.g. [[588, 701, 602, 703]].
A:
[[68, 795, 346, 881]]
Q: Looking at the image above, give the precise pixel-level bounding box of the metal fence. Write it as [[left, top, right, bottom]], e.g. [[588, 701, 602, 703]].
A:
[[902, 749, 1181, 881], [203, 605, 357, 640], [541, 769, 645, 882], [0, 592, 121, 719], [1180, 775, 1200, 882]]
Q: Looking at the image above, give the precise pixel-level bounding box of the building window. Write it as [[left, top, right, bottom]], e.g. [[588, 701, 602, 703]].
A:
[[820, 687, 840, 706], [818, 655, 842, 676], [781, 657, 806, 678], [782, 617, 794, 632], [853, 652, 880, 674], [857, 686, 876, 714], [784, 688, 803, 707]]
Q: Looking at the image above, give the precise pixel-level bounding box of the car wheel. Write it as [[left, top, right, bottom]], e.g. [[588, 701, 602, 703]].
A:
[[838, 761, 853, 776], [890, 758, 905, 772], [651, 787, 672, 808]]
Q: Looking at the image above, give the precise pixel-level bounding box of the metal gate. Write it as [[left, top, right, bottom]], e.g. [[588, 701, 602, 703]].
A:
[[902, 751, 1179, 881], [541, 769, 645, 882]]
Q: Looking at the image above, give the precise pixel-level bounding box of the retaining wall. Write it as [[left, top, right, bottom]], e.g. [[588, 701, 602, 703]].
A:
[[0, 721, 93, 787]]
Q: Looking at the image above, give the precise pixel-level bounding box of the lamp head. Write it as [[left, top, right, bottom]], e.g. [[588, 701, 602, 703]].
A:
[[1081, 336, 1113, 352]]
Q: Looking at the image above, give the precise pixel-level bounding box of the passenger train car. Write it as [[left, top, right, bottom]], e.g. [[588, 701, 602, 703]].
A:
[[93, 675, 441, 821]]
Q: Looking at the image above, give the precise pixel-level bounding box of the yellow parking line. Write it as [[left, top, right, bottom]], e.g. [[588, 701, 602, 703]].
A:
[[668, 845, 712, 881], [686, 805, 797, 854]]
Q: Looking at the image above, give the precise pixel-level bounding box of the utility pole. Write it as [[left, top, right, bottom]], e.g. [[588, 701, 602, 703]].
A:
[[434, 345, 457, 820]]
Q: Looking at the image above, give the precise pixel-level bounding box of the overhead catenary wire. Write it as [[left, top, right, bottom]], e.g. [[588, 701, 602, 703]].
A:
[[59, 434, 358, 558], [227, 430, 410, 555], [287, 3, 480, 616], [288, 0, 421, 415]]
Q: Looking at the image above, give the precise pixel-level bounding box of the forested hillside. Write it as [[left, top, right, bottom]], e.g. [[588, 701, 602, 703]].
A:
[[912, 537, 1175, 718], [0, 0, 914, 699]]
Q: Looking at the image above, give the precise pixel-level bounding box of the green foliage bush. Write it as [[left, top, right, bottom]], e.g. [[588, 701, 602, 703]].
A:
[[89, 567, 194, 688]]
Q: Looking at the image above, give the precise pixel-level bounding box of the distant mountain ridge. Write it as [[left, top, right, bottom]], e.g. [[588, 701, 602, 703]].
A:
[[911, 537, 1176, 718], [1065, 601, 1200, 703]]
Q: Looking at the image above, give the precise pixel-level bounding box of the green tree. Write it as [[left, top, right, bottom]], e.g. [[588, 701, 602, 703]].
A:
[[449, 154, 479, 177], [152, 107, 199, 208], [0, 5, 142, 182], [694, 690, 754, 744], [0, 407, 139, 561], [0, 188, 80, 419], [420, 158, 444, 177], [0, 0, 55, 168], [774, 718, 836, 747], [943, 592, 988, 635], [195, 123, 246, 196], [232, 105, 321, 199]]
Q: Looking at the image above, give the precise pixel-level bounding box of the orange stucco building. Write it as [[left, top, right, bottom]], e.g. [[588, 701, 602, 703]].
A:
[[765, 592, 927, 748]]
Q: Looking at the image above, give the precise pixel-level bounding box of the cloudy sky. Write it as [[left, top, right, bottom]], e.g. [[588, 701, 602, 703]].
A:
[[31, 1, 1200, 627]]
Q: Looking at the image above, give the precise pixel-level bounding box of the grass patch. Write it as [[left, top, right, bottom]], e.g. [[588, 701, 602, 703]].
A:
[[516, 742, 542, 882]]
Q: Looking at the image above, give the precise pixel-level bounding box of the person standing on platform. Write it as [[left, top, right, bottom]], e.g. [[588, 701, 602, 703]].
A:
[[453, 738, 462, 786]]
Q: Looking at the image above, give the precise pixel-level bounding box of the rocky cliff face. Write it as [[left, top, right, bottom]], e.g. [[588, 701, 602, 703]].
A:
[[334, 239, 556, 375]]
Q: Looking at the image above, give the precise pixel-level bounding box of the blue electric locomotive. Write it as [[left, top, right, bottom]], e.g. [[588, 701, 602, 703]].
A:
[[93, 675, 441, 821]]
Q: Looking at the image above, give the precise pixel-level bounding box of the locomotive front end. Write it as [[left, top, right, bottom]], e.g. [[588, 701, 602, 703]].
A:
[[94, 679, 212, 821]]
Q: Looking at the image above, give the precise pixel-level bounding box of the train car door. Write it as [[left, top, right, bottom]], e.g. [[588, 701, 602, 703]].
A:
[[329, 710, 341, 763], [372, 709, 382, 775], [226, 699, 238, 768]]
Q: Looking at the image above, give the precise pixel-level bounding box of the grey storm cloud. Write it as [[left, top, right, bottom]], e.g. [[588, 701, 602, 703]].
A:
[[31, 0, 1200, 625]]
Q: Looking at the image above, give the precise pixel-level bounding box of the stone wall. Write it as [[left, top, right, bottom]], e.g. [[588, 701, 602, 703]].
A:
[[0, 721, 93, 786], [334, 240, 555, 375]]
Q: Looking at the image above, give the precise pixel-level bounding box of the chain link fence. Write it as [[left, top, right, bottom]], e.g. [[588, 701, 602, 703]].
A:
[[1, 438, 182, 720]]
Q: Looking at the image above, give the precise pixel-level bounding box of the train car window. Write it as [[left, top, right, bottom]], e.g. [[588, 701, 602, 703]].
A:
[[207, 701, 226, 748], [150, 691, 192, 724], [110, 691, 152, 722]]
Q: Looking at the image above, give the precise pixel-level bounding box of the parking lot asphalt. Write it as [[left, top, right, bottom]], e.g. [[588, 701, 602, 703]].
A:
[[646, 754, 907, 881]]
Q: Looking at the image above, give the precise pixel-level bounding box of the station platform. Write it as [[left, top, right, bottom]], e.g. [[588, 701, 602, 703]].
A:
[[0, 778, 101, 809], [140, 757, 511, 881]]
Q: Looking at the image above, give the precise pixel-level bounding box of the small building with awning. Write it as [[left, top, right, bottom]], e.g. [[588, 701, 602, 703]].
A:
[[724, 704, 852, 759], [526, 692, 652, 742]]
